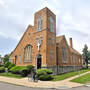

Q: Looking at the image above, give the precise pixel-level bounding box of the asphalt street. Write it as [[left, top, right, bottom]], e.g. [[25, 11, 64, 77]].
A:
[[0, 82, 90, 90]]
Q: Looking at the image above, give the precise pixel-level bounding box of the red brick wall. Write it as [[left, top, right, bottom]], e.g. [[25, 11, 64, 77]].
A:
[[9, 7, 82, 68]]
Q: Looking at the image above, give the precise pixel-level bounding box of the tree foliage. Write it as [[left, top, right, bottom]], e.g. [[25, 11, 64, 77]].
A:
[[82, 44, 90, 68], [3, 54, 9, 64]]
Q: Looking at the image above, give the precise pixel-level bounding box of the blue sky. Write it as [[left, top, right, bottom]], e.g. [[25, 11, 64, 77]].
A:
[[0, 0, 90, 56]]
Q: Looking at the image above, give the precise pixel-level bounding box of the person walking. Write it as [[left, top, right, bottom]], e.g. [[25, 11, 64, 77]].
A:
[[33, 69, 36, 82]]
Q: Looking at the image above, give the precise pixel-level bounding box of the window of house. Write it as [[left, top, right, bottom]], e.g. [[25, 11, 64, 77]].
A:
[[24, 45, 32, 62], [70, 54, 73, 64], [73, 56, 75, 64], [37, 16, 42, 31], [76, 57, 78, 64], [49, 16, 54, 33], [52, 38, 55, 45], [19, 55, 21, 64], [10, 59, 12, 62], [48, 37, 51, 44], [40, 36, 43, 44], [50, 51, 54, 60], [13, 59, 14, 64], [48, 37, 55, 45], [62, 46, 67, 63]]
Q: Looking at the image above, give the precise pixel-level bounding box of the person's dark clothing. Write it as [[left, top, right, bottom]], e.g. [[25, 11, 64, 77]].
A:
[[33, 71, 36, 82]]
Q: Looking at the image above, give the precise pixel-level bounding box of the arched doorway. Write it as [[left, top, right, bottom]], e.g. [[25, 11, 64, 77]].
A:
[[36, 54, 42, 69]]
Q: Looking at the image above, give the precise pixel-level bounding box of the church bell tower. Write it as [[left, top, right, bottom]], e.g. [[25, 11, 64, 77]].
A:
[[34, 7, 56, 69]]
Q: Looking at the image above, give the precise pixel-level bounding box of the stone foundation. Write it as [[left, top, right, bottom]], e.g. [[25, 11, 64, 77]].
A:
[[42, 66, 82, 75]]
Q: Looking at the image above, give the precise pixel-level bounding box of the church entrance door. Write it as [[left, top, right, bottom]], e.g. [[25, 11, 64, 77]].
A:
[[36, 54, 42, 69]]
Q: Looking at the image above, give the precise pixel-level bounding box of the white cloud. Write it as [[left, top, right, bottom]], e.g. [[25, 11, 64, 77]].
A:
[[0, 0, 4, 6], [0, 0, 90, 55], [0, 0, 8, 8]]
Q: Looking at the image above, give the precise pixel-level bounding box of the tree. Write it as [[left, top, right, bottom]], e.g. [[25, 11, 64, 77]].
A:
[[88, 50, 90, 63], [3, 54, 9, 64], [82, 44, 89, 68]]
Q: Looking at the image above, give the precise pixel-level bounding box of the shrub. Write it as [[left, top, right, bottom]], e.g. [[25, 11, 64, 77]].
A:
[[0, 67, 5, 73], [4, 62, 11, 68], [26, 65, 34, 72], [0, 64, 3, 67], [19, 66, 28, 77], [36, 69, 53, 76], [20, 65, 34, 77], [36, 69, 53, 81], [10, 66, 27, 74], [10, 65, 34, 77], [10, 66, 19, 74], [21, 69, 29, 77], [8, 63, 16, 70], [38, 75, 54, 81]]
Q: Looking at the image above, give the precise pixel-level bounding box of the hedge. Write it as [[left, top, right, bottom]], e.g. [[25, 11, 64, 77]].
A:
[[4, 62, 11, 68], [10, 65, 34, 77], [8, 63, 16, 70], [36, 69, 53, 76], [21, 65, 34, 76], [0, 67, 5, 73], [0, 64, 3, 67], [26, 65, 34, 71], [36, 69, 53, 81], [38, 74, 54, 81], [10, 66, 27, 74]]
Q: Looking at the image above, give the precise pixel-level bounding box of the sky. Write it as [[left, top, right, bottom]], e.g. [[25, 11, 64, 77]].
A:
[[0, 0, 90, 56]]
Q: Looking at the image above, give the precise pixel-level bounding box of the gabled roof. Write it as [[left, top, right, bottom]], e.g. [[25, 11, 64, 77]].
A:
[[69, 47, 81, 55], [35, 7, 56, 17], [10, 25, 33, 56], [56, 35, 81, 55], [56, 35, 65, 43]]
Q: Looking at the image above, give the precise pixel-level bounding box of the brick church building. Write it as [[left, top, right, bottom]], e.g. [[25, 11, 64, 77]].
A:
[[9, 7, 82, 74]]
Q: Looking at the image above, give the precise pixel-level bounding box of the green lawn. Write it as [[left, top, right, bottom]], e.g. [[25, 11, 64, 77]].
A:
[[52, 69, 90, 81], [71, 73, 90, 84], [0, 72, 23, 79]]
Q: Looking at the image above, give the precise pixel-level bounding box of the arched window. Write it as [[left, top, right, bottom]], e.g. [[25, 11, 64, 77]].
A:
[[49, 16, 54, 33], [50, 51, 54, 60], [37, 16, 42, 31], [24, 45, 32, 62], [62, 46, 67, 63], [40, 36, 43, 44], [19, 55, 21, 64]]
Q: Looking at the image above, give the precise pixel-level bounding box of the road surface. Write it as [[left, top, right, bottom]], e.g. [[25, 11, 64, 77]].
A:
[[0, 82, 90, 90]]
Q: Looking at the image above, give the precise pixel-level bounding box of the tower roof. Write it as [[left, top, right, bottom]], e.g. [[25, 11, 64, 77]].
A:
[[35, 7, 56, 16]]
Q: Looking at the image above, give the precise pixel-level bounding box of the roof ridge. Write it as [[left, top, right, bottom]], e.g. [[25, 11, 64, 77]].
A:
[[10, 25, 33, 56], [69, 46, 81, 55]]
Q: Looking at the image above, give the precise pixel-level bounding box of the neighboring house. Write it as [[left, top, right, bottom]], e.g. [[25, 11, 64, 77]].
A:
[[9, 7, 82, 74]]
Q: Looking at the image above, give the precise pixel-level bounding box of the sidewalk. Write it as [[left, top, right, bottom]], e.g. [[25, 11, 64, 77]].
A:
[[0, 71, 90, 89]]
